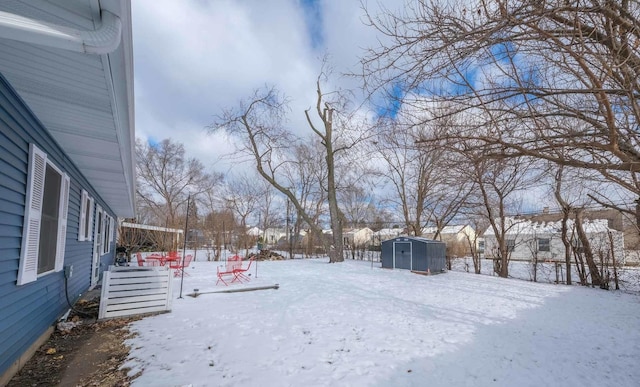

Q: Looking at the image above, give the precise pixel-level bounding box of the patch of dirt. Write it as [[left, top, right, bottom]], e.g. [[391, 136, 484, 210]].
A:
[[8, 299, 141, 387]]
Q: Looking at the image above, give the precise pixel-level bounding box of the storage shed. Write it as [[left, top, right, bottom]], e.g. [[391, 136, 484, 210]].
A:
[[381, 236, 446, 272]]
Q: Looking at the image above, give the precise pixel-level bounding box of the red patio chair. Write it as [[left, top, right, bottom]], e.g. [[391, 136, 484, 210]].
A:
[[170, 254, 193, 277], [233, 258, 254, 282], [136, 252, 145, 267], [216, 257, 243, 286]]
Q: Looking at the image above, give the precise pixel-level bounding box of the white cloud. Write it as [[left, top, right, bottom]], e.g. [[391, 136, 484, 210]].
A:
[[131, 0, 403, 176]]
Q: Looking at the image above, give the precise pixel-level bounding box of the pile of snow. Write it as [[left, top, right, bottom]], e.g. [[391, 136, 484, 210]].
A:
[[123, 259, 640, 386]]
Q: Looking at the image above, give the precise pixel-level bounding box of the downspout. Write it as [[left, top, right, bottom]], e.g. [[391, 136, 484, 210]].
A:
[[0, 9, 121, 54]]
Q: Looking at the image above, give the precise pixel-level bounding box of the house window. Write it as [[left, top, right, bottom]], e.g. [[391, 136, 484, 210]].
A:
[[18, 144, 70, 285], [102, 214, 113, 255], [477, 240, 485, 253], [78, 190, 94, 241], [538, 238, 550, 252], [38, 164, 62, 273], [506, 239, 516, 252]]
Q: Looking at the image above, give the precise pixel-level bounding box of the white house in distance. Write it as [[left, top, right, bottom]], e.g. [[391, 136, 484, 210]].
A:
[[483, 217, 625, 263], [263, 228, 287, 245], [372, 228, 405, 246], [343, 227, 374, 249], [421, 225, 476, 257], [246, 226, 262, 238]]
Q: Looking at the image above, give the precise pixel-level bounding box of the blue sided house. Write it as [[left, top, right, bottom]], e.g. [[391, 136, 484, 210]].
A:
[[0, 1, 135, 383]]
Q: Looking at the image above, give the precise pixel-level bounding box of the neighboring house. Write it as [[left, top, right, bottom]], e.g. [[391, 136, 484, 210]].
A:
[[528, 208, 639, 265], [262, 227, 307, 247], [0, 1, 135, 384], [372, 228, 405, 246], [186, 229, 206, 247], [246, 226, 262, 237], [482, 217, 625, 263], [263, 228, 287, 245], [343, 227, 374, 249], [421, 224, 476, 257]]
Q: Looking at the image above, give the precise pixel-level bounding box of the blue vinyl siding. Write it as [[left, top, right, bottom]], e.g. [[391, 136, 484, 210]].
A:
[[0, 73, 117, 377]]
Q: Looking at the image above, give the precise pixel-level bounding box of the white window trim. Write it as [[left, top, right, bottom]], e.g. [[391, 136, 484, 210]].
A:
[[87, 196, 94, 242], [78, 189, 94, 242], [102, 214, 110, 255], [54, 172, 70, 273], [107, 215, 114, 252], [17, 144, 70, 285], [537, 238, 551, 252], [79, 190, 87, 241], [98, 210, 115, 256], [94, 204, 103, 257]]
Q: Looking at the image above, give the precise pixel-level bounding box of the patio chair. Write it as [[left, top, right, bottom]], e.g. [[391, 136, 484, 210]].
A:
[[170, 254, 193, 277], [216, 257, 243, 286], [136, 252, 145, 267], [233, 258, 254, 282]]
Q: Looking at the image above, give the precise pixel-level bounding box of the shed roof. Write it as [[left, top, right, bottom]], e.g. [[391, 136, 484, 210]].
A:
[[383, 236, 444, 244], [0, 0, 135, 217]]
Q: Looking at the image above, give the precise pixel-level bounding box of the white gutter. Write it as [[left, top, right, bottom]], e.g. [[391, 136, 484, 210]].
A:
[[0, 9, 121, 54], [120, 222, 185, 235]]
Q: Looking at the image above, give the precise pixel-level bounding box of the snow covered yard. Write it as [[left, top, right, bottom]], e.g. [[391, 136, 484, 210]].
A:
[[124, 259, 640, 387]]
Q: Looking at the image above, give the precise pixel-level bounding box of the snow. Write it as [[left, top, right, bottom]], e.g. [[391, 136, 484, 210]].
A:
[[451, 257, 640, 292], [123, 257, 640, 387], [483, 217, 614, 235]]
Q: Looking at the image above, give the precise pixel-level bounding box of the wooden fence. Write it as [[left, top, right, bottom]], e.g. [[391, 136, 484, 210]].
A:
[[99, 266, 173, 319]]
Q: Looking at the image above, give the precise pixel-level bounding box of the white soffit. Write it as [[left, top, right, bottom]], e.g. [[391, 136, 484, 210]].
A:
[[0, 0, 135, 218]]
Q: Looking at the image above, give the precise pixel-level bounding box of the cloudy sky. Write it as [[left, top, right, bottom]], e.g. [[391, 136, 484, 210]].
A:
[[131, 0, 395, 175]]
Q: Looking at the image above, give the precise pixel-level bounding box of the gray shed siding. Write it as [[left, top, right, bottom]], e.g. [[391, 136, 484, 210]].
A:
[[381, 237, 446, 272], [0, 73, 116, 378]]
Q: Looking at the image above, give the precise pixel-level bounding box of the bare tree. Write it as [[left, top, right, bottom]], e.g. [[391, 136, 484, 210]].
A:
[[462, 214, 488, 274], [465, 146, 537, 278], [211, 67, 369, 262], [201, 185, 226, 261], [361, 0, 640, 225], [339, 183, 376, 229], [117, 220, 145, 254], [255, 178, 278, 242], [551, 164, 612, 286], [224, 172, 261, 254], [553, 165, 575, 286], [373, 118, 440, 236], [136, 138, 218, 228]]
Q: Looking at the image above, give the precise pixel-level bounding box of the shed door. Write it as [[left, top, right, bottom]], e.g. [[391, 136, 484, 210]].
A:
[[394, 242, 412, 270]]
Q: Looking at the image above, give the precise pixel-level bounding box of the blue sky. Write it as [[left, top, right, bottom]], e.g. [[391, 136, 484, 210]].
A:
[[301, 0, 324, 49], [131, 0, 386, 174]]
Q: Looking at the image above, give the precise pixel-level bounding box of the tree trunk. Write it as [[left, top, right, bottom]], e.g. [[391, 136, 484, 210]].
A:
[[574, 210, 603, 287], [553, 166, 572, 285], [573, 249, 587, 285], [560, 212, 572, 286], [608, 231, 620, 290]]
